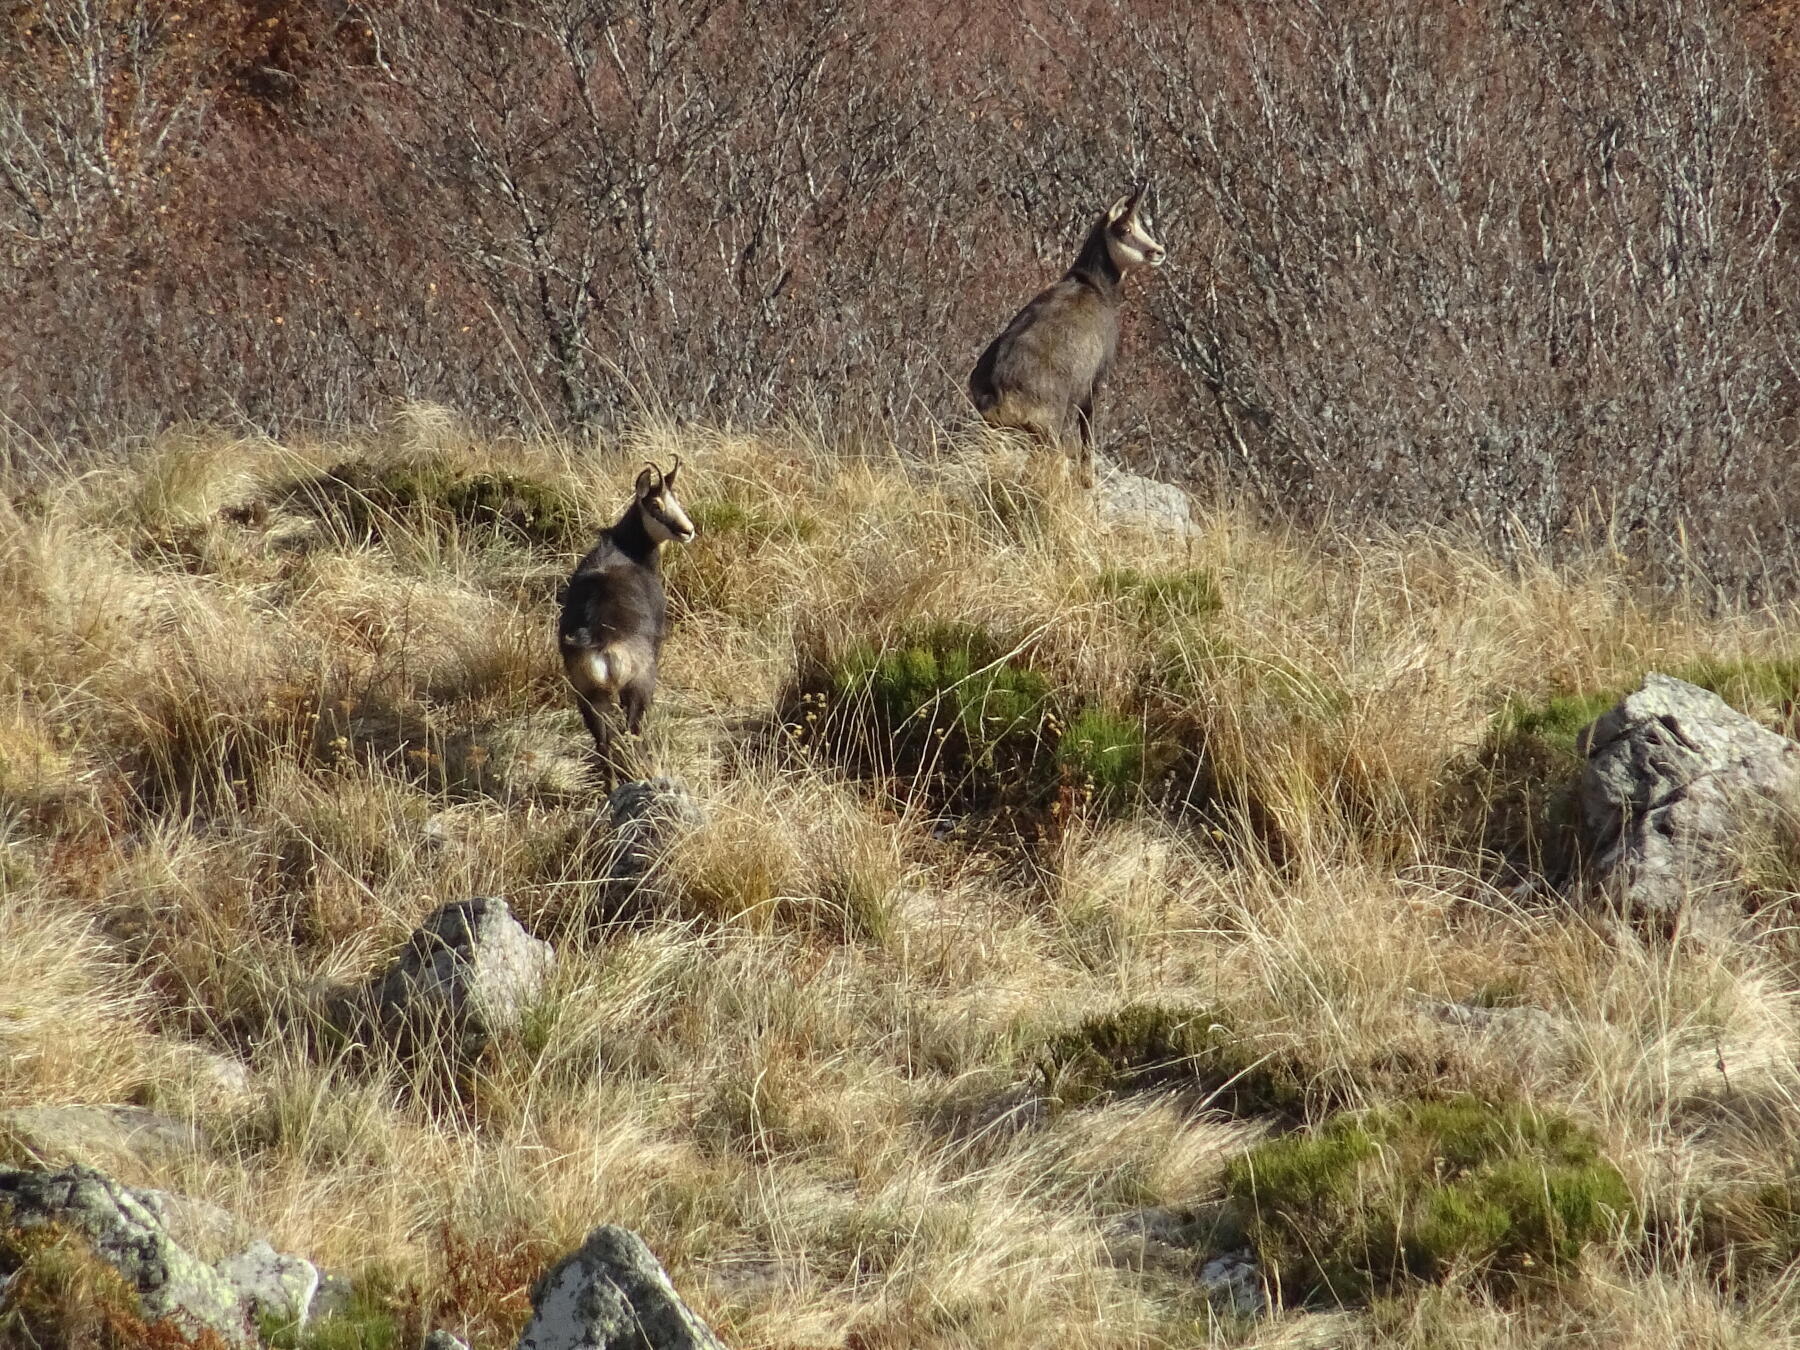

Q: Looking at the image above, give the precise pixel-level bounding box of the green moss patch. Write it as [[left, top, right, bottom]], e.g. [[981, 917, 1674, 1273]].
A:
[[1056, 709, 1154, 816], [1096, 566, 1223, 623], [1038, 1003, 1309, 1117], [294, 459, 588, 552], [262, 1272, 407, 1350], [1493, 690, 1622, 765], [1226, 1097, 1633, 1303], [785, 621, 1155, 825], [846, 622, 1053, 754]]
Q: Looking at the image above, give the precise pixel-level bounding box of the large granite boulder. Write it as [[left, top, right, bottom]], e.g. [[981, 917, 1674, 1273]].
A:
[[515, 1226, 726, 1350], [1578, 673, 1800, 934]]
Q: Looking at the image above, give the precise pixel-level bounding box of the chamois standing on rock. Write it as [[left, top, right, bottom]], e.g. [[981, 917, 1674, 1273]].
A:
[[969, 184, 1166, 488], [559, 459, 697, 760]]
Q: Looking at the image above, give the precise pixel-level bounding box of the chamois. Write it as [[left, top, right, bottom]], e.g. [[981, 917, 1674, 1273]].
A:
[[558, 458, 697, 759], [969, 184, 1166, 488]]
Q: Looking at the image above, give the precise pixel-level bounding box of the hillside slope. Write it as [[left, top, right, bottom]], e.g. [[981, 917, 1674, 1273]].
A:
[[2, 412, 1798, 1348]]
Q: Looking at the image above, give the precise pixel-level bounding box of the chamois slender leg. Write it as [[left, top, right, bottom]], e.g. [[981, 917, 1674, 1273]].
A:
[[575, 692, 639, 790], [575, 691, 614, 760], [612, 682, 656, 782], [1074, 398, 1098, 490], [620, 682, 652, 737]]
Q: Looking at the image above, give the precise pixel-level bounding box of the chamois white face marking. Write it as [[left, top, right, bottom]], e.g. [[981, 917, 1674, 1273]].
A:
[[1105, 188, 1167, 272], [636, 461, 697, 544]]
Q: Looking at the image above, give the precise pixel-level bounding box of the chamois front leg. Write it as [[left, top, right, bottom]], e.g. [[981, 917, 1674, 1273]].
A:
[[1074, 396, 1098, 490]]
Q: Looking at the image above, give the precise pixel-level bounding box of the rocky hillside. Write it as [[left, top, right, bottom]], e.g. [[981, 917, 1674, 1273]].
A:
[[3, 411, 1799, 1348]]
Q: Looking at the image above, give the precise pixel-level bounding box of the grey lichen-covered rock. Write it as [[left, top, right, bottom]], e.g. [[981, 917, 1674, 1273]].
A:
[[515, 1225, 725, 1350], [0, 1104, 204, 1172], [1106, 1209, 1267, 1319], [366, 896, 554, 1049], [217, 1239, 319, 1329], [604, 778, 704, 910], [1198, 1249, 1267, 1319], [0, 1164, 252, 1345], [1096, 463, 1198, 538], [134, 1187, 259, 1259], [307, 1270, 356, 1321], [1578, 673, 1800, 934]]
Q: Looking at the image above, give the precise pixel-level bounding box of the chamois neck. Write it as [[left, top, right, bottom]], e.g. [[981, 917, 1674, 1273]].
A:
[[1068, 218, 1124, 296], [607, 501, 661, 565]]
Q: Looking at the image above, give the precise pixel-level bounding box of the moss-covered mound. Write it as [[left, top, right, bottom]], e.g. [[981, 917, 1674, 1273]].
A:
[[785, 621, 1158, 826], [1226, 1097, 1633, 1303], [295, 459, 589, 553], [1038, 1003, 1311, 1117]]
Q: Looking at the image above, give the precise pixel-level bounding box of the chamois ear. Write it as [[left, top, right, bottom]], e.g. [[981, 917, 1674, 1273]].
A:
[[635, 463, 660, 497], [1107, 191, 1135, 224]]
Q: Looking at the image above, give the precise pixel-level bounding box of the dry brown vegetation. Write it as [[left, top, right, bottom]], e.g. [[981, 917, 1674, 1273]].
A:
[[3, 411, 1799, 1347], [2, 0, 1796, 594]]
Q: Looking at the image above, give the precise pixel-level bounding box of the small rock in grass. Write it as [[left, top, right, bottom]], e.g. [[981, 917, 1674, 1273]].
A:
[[515, 1225, 726, 1350]]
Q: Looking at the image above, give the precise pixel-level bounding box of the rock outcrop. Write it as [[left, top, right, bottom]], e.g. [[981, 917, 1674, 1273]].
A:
[[1107, 1207, 1268, 1319], [1096, 463, 1198, 539], [0, 1164, 327, 1340], [1, 1165, 253, 1344], [603, 778, 704, 916], [360, 896, 554, 1052], [216, 1238, 320, 1330], [1578, 673, 1800, 934], [1198, 1249, 1266, 1319], [515, 1225, 726, 1350], [0, 1104, 205, 1172]]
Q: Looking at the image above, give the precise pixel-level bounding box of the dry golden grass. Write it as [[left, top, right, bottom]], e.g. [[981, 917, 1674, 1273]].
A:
[[2, 407, 1798, 1348]]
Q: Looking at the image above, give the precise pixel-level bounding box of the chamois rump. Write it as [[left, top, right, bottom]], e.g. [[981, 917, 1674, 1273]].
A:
[[558, 458, 697, 759], [969, 184, 1166, 488]]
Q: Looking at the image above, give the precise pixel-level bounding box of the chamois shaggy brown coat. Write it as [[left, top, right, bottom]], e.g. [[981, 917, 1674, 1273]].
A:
[[969, 185, 1166, 487], [558, 459, 697, 757]]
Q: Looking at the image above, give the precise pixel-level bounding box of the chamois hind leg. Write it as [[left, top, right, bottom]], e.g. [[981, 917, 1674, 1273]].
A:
[[620, 681, 652, 736], [571, 689, 631, 790], [613, 679, 656, 778], [574, 689, 616, 757], [1007, 412, 1064, 477]]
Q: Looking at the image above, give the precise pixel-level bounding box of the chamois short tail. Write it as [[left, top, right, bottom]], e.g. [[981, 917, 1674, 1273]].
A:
[[563, 645, 613, 696]]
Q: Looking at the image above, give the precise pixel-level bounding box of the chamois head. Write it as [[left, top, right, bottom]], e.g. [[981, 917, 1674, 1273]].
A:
[[1103, 184, 1166, 273], [634, 457, 697, 544]]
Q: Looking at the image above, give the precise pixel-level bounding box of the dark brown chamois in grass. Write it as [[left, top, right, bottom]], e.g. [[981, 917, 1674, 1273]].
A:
[[969, 184, 1166, 488], [558, 459, 697, 760]]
